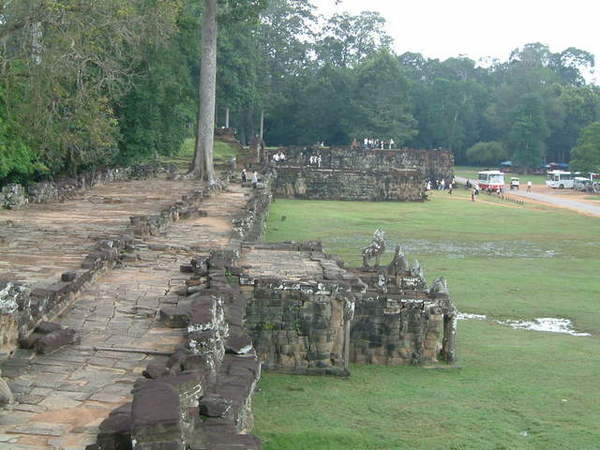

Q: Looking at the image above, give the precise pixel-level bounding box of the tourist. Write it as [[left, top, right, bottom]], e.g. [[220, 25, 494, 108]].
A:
[[241, 168, 247, 183], [471, 187, 477, 201], [278, 151, 286, 162], [252, 171, 258, 189], [448, 182, 453, 195], [389, 138, 395, 149], [440, 179, 445, 191], [527, 180, 532, 192], [426, 180, 431, 191], [317, 155, 322, 168]]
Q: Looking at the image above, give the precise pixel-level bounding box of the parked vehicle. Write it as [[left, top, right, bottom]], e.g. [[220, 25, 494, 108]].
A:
[[478, 170, 505, 192], [510, 177, 520, 190], [573, 177, 592, 192], [546, 170, 574, 189]]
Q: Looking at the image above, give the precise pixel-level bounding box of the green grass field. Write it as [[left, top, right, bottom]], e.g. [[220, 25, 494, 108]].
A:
[[158, 138, 241, 170], [252, 189, 600, 449], [454, 166, 548, 186]]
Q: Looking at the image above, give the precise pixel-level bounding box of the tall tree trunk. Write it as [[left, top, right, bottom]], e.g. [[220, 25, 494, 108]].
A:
[[259, 110, 265, 140], [225, 107, 230, 129], [190, 0, 217, 183]]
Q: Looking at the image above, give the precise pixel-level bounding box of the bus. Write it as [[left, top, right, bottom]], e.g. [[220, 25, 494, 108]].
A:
[[478, 170, 505, 192], [545, 170, 574, 189]]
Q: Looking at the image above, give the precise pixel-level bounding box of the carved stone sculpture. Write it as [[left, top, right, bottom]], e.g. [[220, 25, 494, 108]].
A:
[[362, 229, 386, 268]]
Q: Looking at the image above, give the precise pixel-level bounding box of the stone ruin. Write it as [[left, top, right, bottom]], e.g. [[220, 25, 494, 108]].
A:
[[209, 234, 457, 376], [236, 242, 364, 376], [265, 146, 454, 202], [94, 249, 262, 449], [350, 245, 457, 365], [0, 160, 458, 449]]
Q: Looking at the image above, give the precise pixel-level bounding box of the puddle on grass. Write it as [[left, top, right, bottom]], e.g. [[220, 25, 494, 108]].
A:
[[457, 313, 487, 320], [499, 318, 591, 337], [328, 237, 559, 259], [459, 314, 591, 337]]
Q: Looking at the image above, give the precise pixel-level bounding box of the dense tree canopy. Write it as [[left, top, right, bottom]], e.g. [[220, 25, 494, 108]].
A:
[[1, 0, 600, 185], [570, 122, 600, 173]]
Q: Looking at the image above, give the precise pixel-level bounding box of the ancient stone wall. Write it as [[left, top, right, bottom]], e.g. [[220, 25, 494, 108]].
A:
[[244, 279, 349, 375], [228, 243, 363, 376], [266, 146, 454, 181], [274, 167, 425, 201], [349, 248, 457, 366]]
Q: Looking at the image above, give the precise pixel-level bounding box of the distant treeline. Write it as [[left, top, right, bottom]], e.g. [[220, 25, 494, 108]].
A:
[[1, 0, 599, 185]]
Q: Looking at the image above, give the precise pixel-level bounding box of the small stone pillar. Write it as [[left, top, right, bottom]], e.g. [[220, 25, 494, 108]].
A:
[[441, 313, 457, 363]]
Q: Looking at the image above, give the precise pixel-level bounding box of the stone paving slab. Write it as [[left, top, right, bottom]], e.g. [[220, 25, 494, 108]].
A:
[[0, 178, 203, 285], [239, 248, 324, 281], [0, 184, 250, 448]]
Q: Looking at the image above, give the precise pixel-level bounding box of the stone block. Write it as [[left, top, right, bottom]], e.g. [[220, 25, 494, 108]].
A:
[[131, 381, 182, 445], [199, 394, 232, 418], [34, 328, 80, 354]]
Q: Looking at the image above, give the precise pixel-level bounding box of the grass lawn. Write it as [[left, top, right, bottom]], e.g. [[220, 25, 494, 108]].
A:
[[454, 166, 548, 186], [158, 138, 242, 170], [252, 189, 600, 449]]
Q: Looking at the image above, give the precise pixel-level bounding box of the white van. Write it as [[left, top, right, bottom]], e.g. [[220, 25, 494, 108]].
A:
[[546, 171, 574, 189]]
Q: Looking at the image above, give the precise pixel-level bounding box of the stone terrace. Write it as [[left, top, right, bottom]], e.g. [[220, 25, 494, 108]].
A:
[[0, 180, 251, 449], [0, 179, 203, 285]]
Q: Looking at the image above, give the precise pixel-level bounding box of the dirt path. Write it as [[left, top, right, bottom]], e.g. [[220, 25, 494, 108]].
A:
[[454, 176, 600, 217], [0, 182, 250, 449]]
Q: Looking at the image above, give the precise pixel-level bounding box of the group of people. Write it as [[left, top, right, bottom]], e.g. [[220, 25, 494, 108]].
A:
[[308, 154, 322, 167], [271, 150, 286, 163], [359, 138, 395, 150], [240, 168, 259, 188], [426, 178, 455, 193]]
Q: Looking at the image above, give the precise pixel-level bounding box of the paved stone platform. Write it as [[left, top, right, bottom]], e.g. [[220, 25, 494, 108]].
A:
[[0, 178, 203, 285], [239, 248, 324, 281], [0, 181, 250, 449]]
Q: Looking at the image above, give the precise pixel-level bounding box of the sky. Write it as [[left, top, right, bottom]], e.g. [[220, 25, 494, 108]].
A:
[[314, 0, 598, 82]]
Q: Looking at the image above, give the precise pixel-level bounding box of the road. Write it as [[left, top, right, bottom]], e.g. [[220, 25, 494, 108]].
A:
[[454, 176, 600, 217]]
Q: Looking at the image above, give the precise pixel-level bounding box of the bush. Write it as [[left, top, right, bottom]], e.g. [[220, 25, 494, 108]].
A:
[[465, 141, 508, 166]]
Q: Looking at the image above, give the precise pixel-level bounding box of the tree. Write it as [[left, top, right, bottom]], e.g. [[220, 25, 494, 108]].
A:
[[352, 50, 417, 144], [190, 0, 265, 180], [1, 0, 185, 175], [117, 2, 198, 164], [465, 141, 508, 166], [315, 11, 392, 68], [508, 93, 550, 169], [570, 122, 600, 173], [191, 0, 218, 181]]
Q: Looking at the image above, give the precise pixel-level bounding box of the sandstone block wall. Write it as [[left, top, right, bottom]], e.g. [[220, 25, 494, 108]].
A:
[[234, 242, 364, 376], [274, 167, 425, 201], [266, 146, 454, 181], [348, 251, 457, 366], [351, 295, 447, 365], [244, 280, 349, 375]]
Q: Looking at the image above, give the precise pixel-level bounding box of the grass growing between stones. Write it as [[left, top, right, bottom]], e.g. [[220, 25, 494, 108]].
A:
[[252, 190, 600, 449]]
